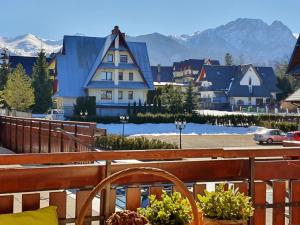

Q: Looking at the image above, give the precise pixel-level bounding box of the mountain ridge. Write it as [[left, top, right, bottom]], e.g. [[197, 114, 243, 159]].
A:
[[0, 18, 297, 66]]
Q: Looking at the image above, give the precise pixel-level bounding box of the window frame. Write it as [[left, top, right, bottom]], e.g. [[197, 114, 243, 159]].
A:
[[118, 90, 123, 100], [118, 72, 123, 81], [129, 72, 134, 81], [120, 55, 128, 63], [100, 71, 113, 81], [128, 90, 133, 100], [101, 90, 113, 100], [107, 54, 114, 62]]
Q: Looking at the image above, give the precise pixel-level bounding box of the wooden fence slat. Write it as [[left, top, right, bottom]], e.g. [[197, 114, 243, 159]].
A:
[[254, 182, 266, 225], [22, 193, 40, 211], [273, 181, 285, 225], [76, 190, 92, 225], [126, 187, 141, 211], [0, 195, 14, 214], [193, 183, 206, 200], [234, 182, 248, 195], [149, 186, 163, 200], [291, 180, 300, 224], [49, 191, 67, 220], [109, 189, 116, 215]]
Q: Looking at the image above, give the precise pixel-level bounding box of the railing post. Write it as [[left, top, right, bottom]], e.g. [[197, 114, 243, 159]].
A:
[[248, 157, 255, 225]]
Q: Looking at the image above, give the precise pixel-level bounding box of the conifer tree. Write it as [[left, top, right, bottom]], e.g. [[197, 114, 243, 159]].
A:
[[184, 81, 197, 113], [32, 49, 53, 113], [3, 64, 35, 111], [0, 48, 10, 90], [127, 102, 131, 115], [224, 53, 234, 66], [161, 85, 183, 113]]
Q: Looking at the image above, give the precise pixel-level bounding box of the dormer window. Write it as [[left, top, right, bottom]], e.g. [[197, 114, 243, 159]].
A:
[[120, 55, 128, 63], [107, 54, 113, 62]]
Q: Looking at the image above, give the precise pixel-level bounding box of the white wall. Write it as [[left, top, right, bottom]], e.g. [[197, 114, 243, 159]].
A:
[[240, 67, 261, 86], [88, 89, 147, 104]]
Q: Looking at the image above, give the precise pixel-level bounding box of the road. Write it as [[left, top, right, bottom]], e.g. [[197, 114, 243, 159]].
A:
[[143, 134, 283, 149]]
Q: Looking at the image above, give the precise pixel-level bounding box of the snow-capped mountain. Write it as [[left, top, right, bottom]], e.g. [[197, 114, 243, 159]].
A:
[[0, 18, 297, 66], [0, 34, 62, 56]]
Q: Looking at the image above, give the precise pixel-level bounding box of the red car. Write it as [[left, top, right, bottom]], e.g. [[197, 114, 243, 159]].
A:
[[286, 131, 300, 141]]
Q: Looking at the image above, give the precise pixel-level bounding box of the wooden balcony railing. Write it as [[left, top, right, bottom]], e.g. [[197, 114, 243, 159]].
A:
[[1, 148, 300, 224], [0, 116, 97, 153]]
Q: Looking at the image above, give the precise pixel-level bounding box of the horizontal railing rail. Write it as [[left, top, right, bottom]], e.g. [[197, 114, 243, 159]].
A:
[[1, 147, 300, 165]]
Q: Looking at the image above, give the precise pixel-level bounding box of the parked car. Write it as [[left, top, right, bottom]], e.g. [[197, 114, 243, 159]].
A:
[[45, 109, 65, 121], [286, 131, 300, 141], [254, 129, 286, 144]]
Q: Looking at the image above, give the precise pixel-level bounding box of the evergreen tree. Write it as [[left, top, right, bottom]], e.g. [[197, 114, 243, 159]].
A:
[[161, 85, 183, 113], [143, 101, 147, 113], [138, 99, 142, 113], [3, 64, 35, 111], [184, 81, 197, 113], [133, 101, 137, 115], [0, 48, 10, 90], [32, 49, 53, 113], [127, 102, 131, 115], [224, 53, 234, 66], [275, 60, 298, 101], [153, 97, 158, 113]]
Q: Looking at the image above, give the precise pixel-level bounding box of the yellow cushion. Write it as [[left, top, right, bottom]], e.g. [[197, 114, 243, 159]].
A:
[[0, 206, 59, 225]]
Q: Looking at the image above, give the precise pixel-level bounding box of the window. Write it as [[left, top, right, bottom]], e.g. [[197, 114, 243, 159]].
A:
[[118, 91, 123, 100], [107, 54, 113, 62], [128, 91, 133, 100], [119, 72, 123, 80], [101, 90, 112, 100], [120, 55, 128, 63], [100, 72, 112, 80], [129, 72, 134, 81]]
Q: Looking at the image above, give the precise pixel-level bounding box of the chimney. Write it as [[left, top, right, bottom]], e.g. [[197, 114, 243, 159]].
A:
[[111, 26, 125, 38], [112, 26, 120, 35], [157, 64, 161, 82]]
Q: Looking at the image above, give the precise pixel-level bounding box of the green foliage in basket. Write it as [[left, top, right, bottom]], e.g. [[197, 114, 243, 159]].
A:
[[197, 184, 254, 220], [138, 191, 192, 225]]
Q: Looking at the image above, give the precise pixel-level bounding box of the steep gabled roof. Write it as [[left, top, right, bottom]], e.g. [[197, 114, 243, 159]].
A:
[[200, 64, 279, 97], [173, 59, 220, 71], [287, 35, 300, 75], [56, 32, 153, 98], [151, 66, 173, 82], [200, 65, 236, 91]]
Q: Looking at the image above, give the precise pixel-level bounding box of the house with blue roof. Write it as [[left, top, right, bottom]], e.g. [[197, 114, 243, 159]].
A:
[[196, 64, 279, 110], [53, 26, 154, 116], [173, 59, 220, 84]]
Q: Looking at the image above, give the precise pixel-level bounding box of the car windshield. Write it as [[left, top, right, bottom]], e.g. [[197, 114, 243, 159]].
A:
[[287, 133, 294, 137]]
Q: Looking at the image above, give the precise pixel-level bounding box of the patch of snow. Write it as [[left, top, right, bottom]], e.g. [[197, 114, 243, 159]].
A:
[[293, 33, 299, 39], [97, 123, 261, 136]]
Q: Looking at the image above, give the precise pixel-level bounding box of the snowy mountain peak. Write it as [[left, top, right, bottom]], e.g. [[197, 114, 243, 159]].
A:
[[0, 18, 297, 65]]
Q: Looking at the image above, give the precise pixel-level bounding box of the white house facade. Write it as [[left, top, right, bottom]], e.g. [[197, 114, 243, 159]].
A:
[[53, 26, 153, 116]]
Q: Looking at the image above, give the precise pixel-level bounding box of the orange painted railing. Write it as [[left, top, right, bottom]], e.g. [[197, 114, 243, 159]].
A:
[[0, 116, 97, 153], [1, 148, 300, 224]]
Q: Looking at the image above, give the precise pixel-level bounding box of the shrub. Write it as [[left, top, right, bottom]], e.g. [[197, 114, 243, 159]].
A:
[[258, 121, 298, 133], [197, 184, 253, 220], [95, 134, 178, 150], [138, 191, 192, 225]]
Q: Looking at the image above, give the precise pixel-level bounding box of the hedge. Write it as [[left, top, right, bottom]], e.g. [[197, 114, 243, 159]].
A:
[[258, 121, 298, 133], [95, 135, 178, 150]]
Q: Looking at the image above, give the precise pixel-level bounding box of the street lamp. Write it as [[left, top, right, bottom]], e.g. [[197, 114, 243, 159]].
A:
[[80, 110, 88, 121], [120, 115, 129, 138], [175, 119, 186, 149]]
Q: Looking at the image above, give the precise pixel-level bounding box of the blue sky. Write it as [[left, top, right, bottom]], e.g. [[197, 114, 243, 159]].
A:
[[2, 0, 299, 39]]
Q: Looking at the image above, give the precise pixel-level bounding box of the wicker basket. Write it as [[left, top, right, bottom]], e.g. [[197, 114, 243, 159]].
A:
[[203, 217, 247, 225], [76, 167, 201, 225]]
